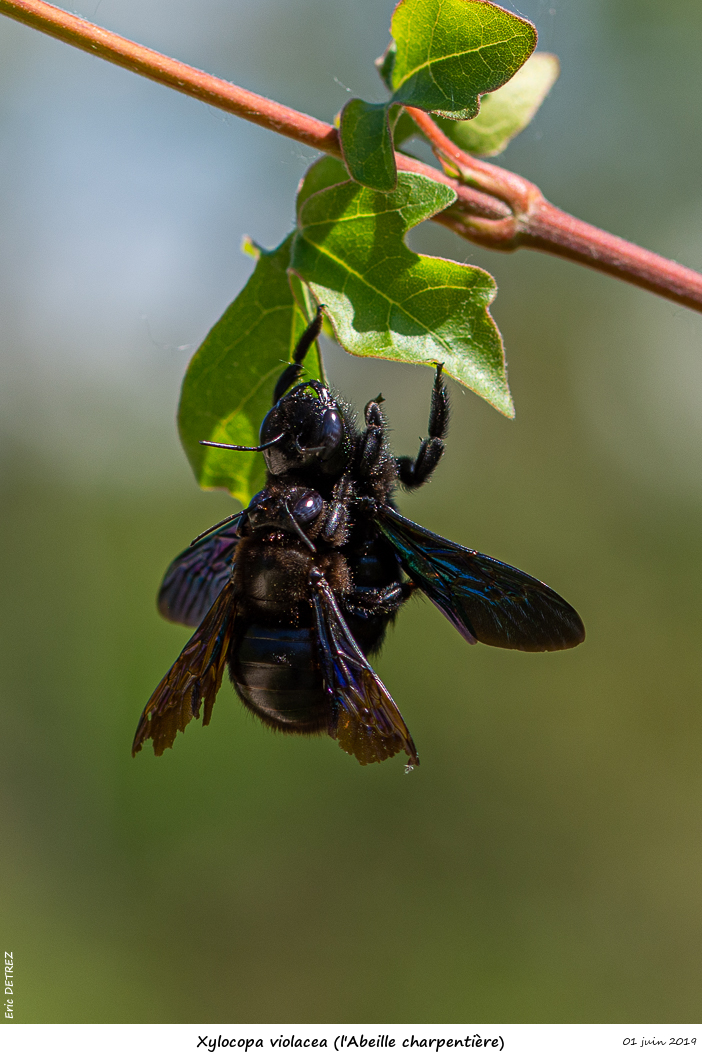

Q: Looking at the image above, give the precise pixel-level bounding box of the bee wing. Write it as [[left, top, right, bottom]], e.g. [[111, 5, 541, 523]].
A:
[[311, 573, 418, 768], [158, 513, 243, 628], [133, 582, 239, 757], [376, 506, 585, 652]]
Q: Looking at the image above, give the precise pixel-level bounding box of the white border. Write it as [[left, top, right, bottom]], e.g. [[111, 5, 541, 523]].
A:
[[1, 1023, 700, 1055]]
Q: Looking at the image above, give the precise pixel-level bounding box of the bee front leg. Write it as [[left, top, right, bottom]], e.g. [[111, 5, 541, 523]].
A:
[[356, 396, 386, 481], [319, 473, 354, 544], [272, 305, 324, 404]]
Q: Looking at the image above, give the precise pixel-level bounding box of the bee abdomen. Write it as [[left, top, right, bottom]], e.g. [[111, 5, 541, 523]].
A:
[[228, 624, 329, 735]]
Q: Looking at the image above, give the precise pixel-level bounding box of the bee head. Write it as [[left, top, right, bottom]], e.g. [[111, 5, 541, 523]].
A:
[[259, 381, 350, 477]]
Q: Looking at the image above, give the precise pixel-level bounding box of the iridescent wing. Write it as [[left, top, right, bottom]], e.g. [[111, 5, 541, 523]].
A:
[[158, 513, 243, 628], [376, 506, 585, 652], [310, 572, 418, 768], [133, 582, 239, 757]]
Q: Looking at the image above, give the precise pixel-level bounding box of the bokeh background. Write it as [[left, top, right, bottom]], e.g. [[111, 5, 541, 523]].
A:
[[2, 0, 702, 1024]]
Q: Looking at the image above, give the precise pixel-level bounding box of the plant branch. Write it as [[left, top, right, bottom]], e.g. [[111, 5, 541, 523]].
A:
[[406, 108, 702, 312], [3, 0, 702, 312]]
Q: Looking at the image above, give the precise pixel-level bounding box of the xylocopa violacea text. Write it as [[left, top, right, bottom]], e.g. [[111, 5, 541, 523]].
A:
[[132, 307, 585, 769]]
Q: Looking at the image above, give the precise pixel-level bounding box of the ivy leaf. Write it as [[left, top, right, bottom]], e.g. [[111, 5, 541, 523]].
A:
[[438, 52, 559, 156], [178, 234, 323, 504], [385, 0, 536, 120], [291, 169, 512, 417], [339, 99, 397, 192]]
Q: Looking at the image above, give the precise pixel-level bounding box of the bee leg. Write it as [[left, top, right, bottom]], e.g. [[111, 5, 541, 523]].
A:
[[281, 499, 317, 553], [342, 581, 412, 619], [340, 580, 416, 657], [320, 473, 354, 544], [272, 305, 324, 404], [357, 397, 387, 481], [396, 363, 449, 490]]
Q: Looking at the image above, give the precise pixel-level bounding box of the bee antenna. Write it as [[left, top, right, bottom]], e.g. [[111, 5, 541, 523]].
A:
[[190, 511, 242, 546], [200, 432, 285, 453]]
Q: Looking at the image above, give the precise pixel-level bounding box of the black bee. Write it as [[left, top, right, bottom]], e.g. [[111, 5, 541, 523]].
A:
[[133, 307, 585, 769]]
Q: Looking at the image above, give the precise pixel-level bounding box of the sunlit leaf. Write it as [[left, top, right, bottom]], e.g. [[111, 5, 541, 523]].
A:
[[438, 52, 559, 156], [291, 169, 512, 416], [178, 235, 323, 504], [385, 0, 536, 120], [345, 0, 535, 191]]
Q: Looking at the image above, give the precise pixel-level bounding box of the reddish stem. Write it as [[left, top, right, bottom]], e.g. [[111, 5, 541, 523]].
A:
[[407, 107, 702, 310], [2, 0, 702, 311], [524, 204, 702, 309], [0, 0, 340, 151]]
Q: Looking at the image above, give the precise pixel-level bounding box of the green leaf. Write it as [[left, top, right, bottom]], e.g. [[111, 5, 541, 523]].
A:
[[438, 52, 559, 156], [348, 1, 535, 190], [387, 0, 536, 120], [291, 169, 512, 417], [339, 99, 397, 192], [296, 156, 350, 212], [392, 107, 422, 147], [178, 234, 324, 504], [375, 40, 397, 92]]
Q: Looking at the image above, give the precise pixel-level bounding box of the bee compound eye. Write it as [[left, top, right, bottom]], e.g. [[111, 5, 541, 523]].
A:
[[293, 490, 324, 523], [320, 408, 343, 458]]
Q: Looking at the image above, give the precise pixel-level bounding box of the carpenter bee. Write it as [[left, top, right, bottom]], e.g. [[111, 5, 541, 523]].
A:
[[133, 306, 585, 769]]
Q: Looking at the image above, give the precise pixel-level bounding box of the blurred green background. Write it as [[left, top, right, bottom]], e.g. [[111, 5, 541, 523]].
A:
[[2, 0, 702, 1025]]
